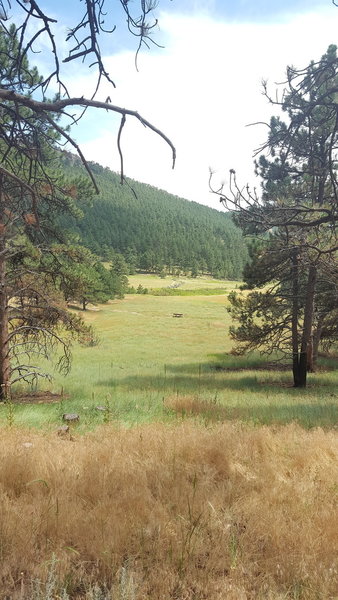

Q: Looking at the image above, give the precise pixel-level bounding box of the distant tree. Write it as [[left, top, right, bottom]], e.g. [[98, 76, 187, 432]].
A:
[[110, 255, 129, 298], [58, 246, 126, 310], [137, 284, 148, 294], [110, 252, 129, 276], [190, 260, 199, 278], [124, 248, 138, 275], [139, 249, 157, 272]]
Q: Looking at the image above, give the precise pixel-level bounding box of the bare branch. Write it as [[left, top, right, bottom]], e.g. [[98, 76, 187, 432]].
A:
[[0, 89, 176, 181]]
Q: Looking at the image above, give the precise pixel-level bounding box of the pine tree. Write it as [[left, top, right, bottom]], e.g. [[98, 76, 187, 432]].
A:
[[0, 27, 94, 398], [214, 46, 338, 387]]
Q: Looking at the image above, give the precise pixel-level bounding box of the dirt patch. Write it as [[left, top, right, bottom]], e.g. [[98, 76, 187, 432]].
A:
[[67, 302, 101, 311], [10, 391, 65, 405]]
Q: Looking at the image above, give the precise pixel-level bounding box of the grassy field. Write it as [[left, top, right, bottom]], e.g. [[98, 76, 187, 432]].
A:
[[2, 280, 337, 430], [127, 273, 241, 290], [0, 278, 338, 598]]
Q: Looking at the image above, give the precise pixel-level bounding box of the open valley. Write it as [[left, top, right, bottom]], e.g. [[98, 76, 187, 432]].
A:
[[0, 281, 337, 599]]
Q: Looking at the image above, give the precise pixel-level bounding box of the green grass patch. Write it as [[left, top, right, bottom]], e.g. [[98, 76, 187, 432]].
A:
[[128, 274, 239, 290], [2, 279, 337, 431], [149, 287, 230, 296]]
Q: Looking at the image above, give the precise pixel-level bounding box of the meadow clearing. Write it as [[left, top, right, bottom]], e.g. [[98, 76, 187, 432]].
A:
[[2, 275, 337, 430], [0, 277, 337, 599]]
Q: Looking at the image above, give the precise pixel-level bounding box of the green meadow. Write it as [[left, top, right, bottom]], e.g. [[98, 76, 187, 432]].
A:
[[127, 273, 240, 290], [2, 277, 337, 431]]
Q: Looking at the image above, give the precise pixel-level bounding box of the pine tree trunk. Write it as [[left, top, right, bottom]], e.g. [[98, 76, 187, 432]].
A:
[[291, 249, 301, 387], [306, 335, 314, 373], [298, 265, 317, 388], [312, 313, 325, 370], [0, 177, 10, 401]]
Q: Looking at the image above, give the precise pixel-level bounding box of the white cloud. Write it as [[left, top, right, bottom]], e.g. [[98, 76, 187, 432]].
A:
[[69, 7, 338, 208]]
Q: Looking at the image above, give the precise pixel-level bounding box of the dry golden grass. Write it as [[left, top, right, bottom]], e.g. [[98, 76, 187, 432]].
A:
[[1, 422, 338, 599], [164, 394, 229, 420]]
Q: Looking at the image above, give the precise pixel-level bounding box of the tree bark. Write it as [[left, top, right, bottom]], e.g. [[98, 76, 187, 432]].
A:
[[0, 176, 10, 401], [291, 249, 301, 387], [312, 313, 325, 369], [306, 334, 314, 373], [298, 265, 317, 387]]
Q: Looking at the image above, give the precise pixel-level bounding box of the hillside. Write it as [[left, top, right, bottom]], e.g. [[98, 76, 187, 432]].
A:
[[59, 153, 249, 279]]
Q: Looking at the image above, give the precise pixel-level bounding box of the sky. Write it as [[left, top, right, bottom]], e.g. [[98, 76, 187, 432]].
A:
[[7, 0, 338, 208]]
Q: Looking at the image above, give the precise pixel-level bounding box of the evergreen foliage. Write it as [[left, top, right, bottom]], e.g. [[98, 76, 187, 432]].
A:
[[58, 153, 249, 279], [224, 46, 338, 387], [0, 26, 101, 396], [53, 245, 128, 311]]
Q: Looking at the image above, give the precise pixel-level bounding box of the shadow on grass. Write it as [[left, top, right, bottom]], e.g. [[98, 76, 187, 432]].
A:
[[163, 360, 289, 375], [160, 355, 294, 376], [97, 358, 337, 427], [98, 370, 338, 427], [99, 369, 337, 396], [204, 352, 337, 373], [208, 352, 282, 370]]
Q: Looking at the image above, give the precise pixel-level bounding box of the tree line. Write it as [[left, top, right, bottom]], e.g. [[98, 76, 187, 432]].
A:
[[59, 153, 249, 280]]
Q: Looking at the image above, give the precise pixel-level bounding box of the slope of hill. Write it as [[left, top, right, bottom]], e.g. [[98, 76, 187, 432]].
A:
[[60, 152, 249, 279]]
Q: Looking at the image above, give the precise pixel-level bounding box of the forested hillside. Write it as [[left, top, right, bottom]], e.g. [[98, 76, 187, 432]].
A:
[[60, 153, 249, 278]]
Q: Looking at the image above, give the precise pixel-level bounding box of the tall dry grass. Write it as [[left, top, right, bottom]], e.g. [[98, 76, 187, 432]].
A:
[[0, 422, 337, 599]]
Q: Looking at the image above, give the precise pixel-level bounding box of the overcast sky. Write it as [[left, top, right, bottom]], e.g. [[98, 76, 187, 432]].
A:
[[12, 0, 338, 208]]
